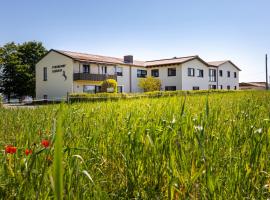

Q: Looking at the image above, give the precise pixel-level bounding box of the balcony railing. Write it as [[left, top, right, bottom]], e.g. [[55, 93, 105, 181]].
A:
[[73, 73, 117, 81]]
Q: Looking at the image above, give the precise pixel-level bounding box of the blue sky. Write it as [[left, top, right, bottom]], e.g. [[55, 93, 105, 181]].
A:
[[1, 0, 270, 82]]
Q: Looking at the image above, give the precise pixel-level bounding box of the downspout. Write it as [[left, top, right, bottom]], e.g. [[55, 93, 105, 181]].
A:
[[216, 66, 219, 89], [72, 61, 75, 94], [114, 65, 117, 82]]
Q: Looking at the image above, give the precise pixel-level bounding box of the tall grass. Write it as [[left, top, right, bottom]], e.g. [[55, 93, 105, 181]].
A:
[[0, 91, 270, 199], [54, 103, 64, 200]]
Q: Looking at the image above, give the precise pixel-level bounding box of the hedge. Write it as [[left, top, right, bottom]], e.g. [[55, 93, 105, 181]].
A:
[[68, 90, 239, 103]]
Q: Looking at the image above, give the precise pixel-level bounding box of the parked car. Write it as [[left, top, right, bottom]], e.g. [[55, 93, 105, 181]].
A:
[[22, 96, 33, 104]]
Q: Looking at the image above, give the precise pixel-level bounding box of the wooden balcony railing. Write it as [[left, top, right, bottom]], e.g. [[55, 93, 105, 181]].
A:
[[73, 73, 117, 81]]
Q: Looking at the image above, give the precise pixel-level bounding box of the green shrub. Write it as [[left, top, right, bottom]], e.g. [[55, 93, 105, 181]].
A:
[[101, 79, 117, 93], [138, 77, 161, 92], [69, 89, 239, 103]]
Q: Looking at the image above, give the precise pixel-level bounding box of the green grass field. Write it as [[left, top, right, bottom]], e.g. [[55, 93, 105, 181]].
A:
[[1, 91, 270, 199]]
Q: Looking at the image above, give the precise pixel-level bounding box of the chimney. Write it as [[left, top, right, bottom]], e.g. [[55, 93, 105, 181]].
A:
[[124, 55, 133, 64]]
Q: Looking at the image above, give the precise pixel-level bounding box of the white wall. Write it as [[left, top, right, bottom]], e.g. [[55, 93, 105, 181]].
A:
[[116, 65, 131, 93], [131, 67, 145, 92], [217, 62, 239, 90], [148, 64, 182, 90], [36, 51, 73, 100], [181, 59, 212, 90]]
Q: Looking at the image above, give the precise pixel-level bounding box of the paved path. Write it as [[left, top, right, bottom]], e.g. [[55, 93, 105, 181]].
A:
[[2, 103, 39, 109]]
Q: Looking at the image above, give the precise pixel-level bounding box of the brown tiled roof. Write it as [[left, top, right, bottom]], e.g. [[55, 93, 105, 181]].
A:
[[54, 49, 145, 67], [145, 55, 213, 68], [208, 60, 241, 71], [53, 50, 208, 68], [40, 49, 238, 70], [145, 56, 198, 67], [207, 60, 228, 66]]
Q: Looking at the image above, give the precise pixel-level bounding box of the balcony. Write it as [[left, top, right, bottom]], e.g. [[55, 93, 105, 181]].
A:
[[73, 73, 117, 81]]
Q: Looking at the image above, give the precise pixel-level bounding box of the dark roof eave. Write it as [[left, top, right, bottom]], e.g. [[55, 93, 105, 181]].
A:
[[74, 59, 144, 67], [49, 49, 144, 67]]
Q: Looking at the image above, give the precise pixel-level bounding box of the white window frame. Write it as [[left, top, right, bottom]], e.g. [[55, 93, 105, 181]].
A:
[[187, 68, 195, 77], [117, 85, 124, 93], [116, 67, 123, 76]]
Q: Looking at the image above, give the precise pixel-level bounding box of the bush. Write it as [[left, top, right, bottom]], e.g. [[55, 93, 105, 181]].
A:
[[69, 90, 239, 103], [138, 77, 161, 92], [101, 79, 117, 93]]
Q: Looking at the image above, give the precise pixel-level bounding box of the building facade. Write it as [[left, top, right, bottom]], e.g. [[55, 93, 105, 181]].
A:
[[35, 49, 241, 100]]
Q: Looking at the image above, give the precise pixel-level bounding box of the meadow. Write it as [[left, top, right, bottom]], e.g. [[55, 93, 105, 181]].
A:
[[1, 91, 270, 199]]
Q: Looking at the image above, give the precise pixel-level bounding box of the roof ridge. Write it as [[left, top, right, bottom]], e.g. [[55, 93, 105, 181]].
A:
[[145, 55, 197, 62], [54, 49, 145, 62], [208, 60, 229, 64]]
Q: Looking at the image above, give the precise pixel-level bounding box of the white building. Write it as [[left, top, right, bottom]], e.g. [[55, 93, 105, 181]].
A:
[[208, 60, 241, 90], [35, 49, 241, 100]]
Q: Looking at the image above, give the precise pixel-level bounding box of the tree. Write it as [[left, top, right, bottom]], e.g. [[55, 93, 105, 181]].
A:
[[0, 42, 19, 101], [16, 41, 47, 97], [101, 79, 117, 93], [138, 77, 161, 92], [0, 41, 47, 100]]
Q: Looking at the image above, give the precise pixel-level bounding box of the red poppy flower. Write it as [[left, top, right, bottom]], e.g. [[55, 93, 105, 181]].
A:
[[25, 149, 33, 156], [5, 145, 17, 154], [41, 140, 50, 148]]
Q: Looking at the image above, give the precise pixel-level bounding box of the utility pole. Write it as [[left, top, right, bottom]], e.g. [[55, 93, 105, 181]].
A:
[[266, 54, 269, 90]]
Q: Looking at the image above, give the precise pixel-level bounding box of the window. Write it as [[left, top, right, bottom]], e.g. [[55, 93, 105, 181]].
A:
[[209, 85, 217, 89], [116, 67, 123, 76], [43, 67, 47, 81], [234, 72, 237, 78], [168, 68, 176, 76], [137, 69, 147, 78], [209, 69, 217, 82], [188, 68, 195, 76], [151, 69, 159, 77], [95, 86, 101, 93], [193, 86, 200, 90], [227, 85, 230, 90], [83, 65, 90, 73], [234, 86, 237, 90], [83, 85, 96, 93], [102, 66, 107, 74], [219, 70, 223, 77], [165, 86, 176, 91], [227, 71, 230, 77], [43, 95, 48, 100], [220, 85, 223, 89], [198, 69, 204, 77], [117, 86, 123, 93]]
